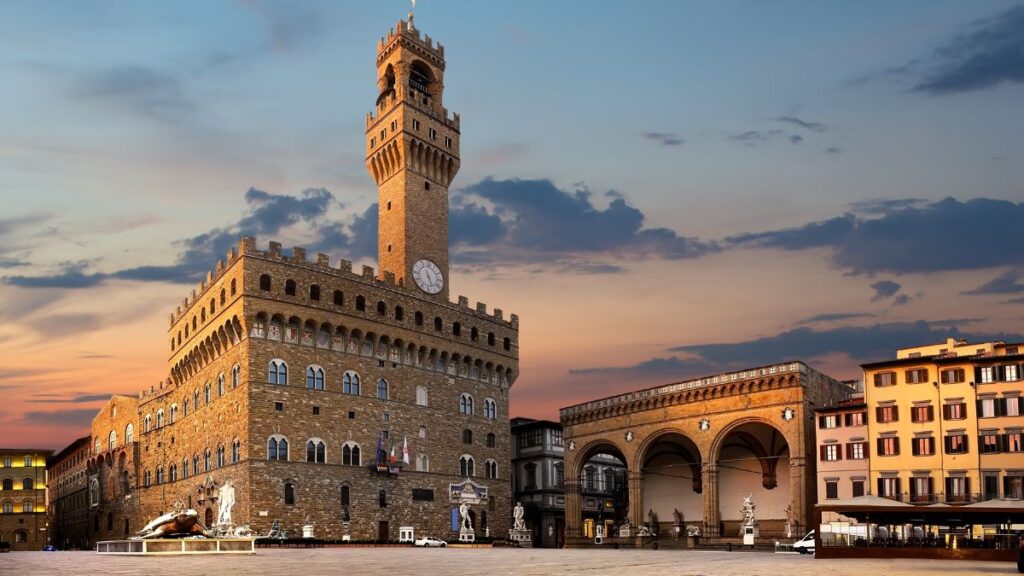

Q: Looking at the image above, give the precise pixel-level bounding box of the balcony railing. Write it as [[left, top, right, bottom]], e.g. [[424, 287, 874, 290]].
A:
[[871, 492, 1002, 505]]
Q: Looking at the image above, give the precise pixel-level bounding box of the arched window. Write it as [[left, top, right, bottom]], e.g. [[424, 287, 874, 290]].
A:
[[94, 437, 102, 454], [460, 455, 475, 477], [459, 393, 474, 415], [284, 481, 295, 505], [487, 332, 495, 346], [453, 322, 461, 337], [306, 439, 325, 464], [268, 359, 288, 385], [217, 373, 225, 396], [333, 290, 344, 306], [125, 423, 134, 444], [169, 404, 178, 423], [181, 459, 188, 479], [230, 278, 237, 295], [204, 382, 211, 404], [22, 477, 33, 490], [201, 308, 206, 323], [1, 500, 12, 513], [341, 484, 350, 507], [376, 378, 389, 400], [309, 284, 320, 301], [210, 298, 216, 315], [231, 364, 241, 388], [268, 435, 289, 461], [419, 425, 427, 438], [416, 386, 428, 406], [21, 500, 33, 513], [434, 317, 443, 331], [156, 467, 164, 484], [193, 390, 199, 410], [414, 311, 424, 326], [377, 301, 386, 316], [13, 529, 27, 543], [486, 433, 496, 448], [416, 454, 430, 472], [285, 279, 296, 296], [395, 306, 404, 321], [169, 464, 178, 482], [203, 449, 211, 471], [355, 295, 366, 311], [484, 398, 497, 420], [259, 274, 271, 291], [192, 454, 199, 475], [108, 430, 117, 451], [342, 442, 361, 466], [156, 409, 165, 428], [306, 366, 325, 390], [232, 439, 241, 463], [343, 371, 360, 395], [471, 327, 479, 341], [485, 459, 497, 479], [1, 478, 11, 491], [216, 444, 225, 467], [503, 337, 511, 351]]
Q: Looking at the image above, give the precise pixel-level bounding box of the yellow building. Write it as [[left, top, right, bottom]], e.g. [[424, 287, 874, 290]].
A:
[[0, 449, 52, 551], [863, 338, 1024, 504]]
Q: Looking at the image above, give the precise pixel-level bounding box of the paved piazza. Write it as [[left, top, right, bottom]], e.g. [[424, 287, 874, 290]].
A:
[[4, 548, 1015, 576]]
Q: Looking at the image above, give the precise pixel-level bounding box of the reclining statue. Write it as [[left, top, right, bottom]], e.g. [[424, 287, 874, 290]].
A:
[[135, 501, 207, 539]]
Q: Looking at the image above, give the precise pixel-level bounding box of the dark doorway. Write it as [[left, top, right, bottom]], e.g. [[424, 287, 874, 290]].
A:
[[378, 520, 389, 542], [555, 517, 565, 548], [205, 507, 213, 527]]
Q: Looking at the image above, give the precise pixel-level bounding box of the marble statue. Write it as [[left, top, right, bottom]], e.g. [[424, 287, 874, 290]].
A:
[[217, 480, 236, 526], [459, 502, 473, 531], [135, 501, 205, 539], [741, 495, 756, 526], [513, 501, 526, 531], [672, 508, 683, 525], [784, 504, 793, 538]]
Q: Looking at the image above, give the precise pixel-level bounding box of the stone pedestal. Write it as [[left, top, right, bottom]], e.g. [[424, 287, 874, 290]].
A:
[[302, 525, 315, 539], [742, 524, 759, 546], [509, 529, 532, 547], [459, 528, 475, 543]]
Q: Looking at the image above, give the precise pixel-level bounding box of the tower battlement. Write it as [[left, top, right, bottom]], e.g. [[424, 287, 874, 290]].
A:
[[378, 16, 445, 64]]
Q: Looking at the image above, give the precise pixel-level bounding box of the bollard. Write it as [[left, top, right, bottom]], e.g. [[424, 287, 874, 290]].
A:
[[727, 542, 732, 552]]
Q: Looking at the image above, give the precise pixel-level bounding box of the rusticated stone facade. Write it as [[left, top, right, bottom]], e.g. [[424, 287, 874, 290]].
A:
[[71, 14, 518, 546], [47, 436, 91, 549]]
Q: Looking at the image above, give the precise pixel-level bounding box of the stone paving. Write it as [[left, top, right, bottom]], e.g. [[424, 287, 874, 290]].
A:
[[3, 547, 1018, 576]]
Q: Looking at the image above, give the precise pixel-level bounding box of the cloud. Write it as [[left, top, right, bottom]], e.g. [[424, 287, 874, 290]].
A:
[[0, 258, 29, 268], [570, 356, 716, 379], [5, 187, 337, 288], [773, 116, 827, 132], [643, 132, 684, 146], [21, 408, 97, 427], [235, 0, 327, 53], [1007, 297, 1024, 304], [795, 312, 874, 326], [789, 134, 804, 145], [27, 393, 111, 404], [71, 65, 192, 119], [664, 320, 1023, 372], [963, 271, 1024, 295], [893, 294, 912, 306], [727, 129, 804, 147], [848, 198, 928, 215], [871, 280, 902, 301], [913, 5, 1024, 95], [825, 147, 842, 154], [726, 197, 1024, 274], [451, 178, 718, 268]]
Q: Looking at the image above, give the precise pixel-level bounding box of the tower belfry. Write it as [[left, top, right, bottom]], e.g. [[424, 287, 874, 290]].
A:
[[366, 14, 460, 300]]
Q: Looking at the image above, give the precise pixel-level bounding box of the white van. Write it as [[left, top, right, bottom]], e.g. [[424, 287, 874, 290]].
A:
[[792, 530, 815, 554]]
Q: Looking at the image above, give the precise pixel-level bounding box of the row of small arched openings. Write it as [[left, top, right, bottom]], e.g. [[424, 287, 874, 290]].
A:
[[171, 315, 244, 384], [256, 275, 513, 353], [172, 278, 239, 350], [251, 311, 514, 386]]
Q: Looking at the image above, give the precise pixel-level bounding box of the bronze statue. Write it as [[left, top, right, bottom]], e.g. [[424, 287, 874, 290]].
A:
[[135, 501, 207, 539]]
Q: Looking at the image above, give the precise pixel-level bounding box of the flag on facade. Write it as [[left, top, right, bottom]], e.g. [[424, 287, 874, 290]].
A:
[[389, 442, 396, 464], [376, 432, 384, 464], [402, 436, 410, 465]]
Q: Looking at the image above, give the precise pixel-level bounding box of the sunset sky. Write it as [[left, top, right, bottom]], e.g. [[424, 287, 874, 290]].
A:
[[2, 1, 1024, 450]]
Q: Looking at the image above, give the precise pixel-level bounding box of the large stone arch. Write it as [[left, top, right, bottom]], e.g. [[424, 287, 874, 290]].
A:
[[635, 429, 705, 533], [709, 417, 797, 538], [564, 438, 630, 546]]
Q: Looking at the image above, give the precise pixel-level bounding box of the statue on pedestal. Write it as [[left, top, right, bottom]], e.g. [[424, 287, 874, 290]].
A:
[[741, 495, 756, 526], [216, 480, 235, 527], [135, 501, 205, 539], [459, 502, 473, 531], [512, 502, 526, 532]]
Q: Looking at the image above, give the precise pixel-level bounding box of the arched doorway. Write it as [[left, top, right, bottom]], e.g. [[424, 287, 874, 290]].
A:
[[639, 432, 703, 535], [204, 507, 214, 527], [572, 442, 628, 542], [715, 421, 791, 538]]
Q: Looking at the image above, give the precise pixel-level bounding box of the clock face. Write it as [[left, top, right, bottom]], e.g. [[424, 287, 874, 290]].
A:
[[412, 259, 444, 295]]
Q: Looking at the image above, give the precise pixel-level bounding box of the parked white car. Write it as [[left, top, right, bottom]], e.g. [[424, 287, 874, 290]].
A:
[[792, 530, 815, 554], [414, 536, 448, 547]]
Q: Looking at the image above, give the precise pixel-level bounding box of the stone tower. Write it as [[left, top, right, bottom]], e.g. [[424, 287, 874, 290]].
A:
[[366, 14, 460, 301]]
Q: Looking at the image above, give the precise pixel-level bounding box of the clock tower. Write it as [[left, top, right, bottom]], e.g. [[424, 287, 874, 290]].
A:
[[366, 14, 460, 301]]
